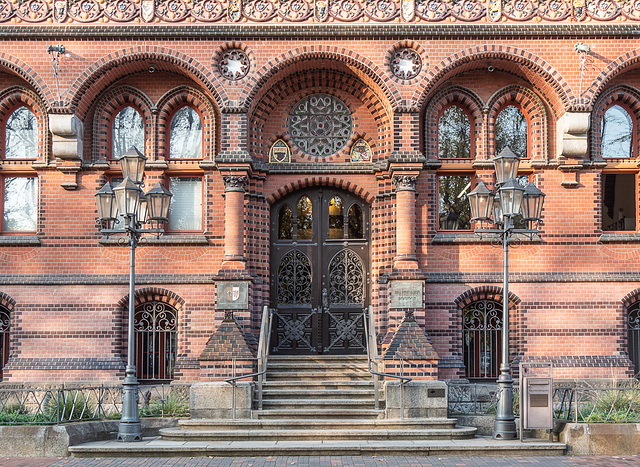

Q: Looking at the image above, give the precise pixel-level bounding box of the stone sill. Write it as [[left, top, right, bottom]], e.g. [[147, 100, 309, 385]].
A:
[[99, 234, 209, 245], [432, 233, 541, 244], [598, 233, 640, 243], [0, 235, 41, 246]]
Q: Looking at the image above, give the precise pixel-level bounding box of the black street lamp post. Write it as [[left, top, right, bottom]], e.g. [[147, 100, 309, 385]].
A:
[[94, 147, 172, 442], [467, 147, 545, 440]]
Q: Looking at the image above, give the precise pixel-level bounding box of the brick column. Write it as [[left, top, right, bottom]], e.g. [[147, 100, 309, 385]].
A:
[[393, 175, 418, 269], [222, 175, 248, 268]]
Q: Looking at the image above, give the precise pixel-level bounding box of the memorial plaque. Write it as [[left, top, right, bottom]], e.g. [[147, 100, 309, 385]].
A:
[[217, 281, 249, 309], [390, 281, 424, 308]]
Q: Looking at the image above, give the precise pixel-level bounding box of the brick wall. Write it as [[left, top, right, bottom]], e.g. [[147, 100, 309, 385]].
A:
[[0, 21, 639, 383]]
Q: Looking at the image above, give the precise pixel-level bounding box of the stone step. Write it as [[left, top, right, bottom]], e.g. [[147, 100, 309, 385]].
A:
[[175, 418, 461, 431], [262, 380, 375, 389], [254, 409, 386, 419], [261, 389, 375, 399], [159, 427, 477, 441], [268, 355, 368, 362], [68, 437, 567, 458], [266, 361, 371, 370], [265, 371, 372, 381], [261, 398, 376, 410]]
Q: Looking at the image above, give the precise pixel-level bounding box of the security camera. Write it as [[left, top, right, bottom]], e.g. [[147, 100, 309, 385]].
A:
[[574, 42, 591, 54], [149, 64, 156, 73], [488, 65, 495, 72]]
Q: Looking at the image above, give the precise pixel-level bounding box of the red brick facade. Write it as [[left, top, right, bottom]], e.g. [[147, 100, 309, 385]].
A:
[[0, 3, 640, 384]]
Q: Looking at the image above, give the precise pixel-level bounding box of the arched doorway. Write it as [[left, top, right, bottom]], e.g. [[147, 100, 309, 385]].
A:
[[270, 187, 370, 355]]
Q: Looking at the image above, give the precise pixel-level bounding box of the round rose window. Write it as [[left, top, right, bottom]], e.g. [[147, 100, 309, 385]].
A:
[[288, 94, 353, 157]]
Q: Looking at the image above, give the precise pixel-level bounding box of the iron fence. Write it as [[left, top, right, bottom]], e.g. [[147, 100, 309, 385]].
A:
[[0, 383, 190, 425], [448, 381, 640, 423]]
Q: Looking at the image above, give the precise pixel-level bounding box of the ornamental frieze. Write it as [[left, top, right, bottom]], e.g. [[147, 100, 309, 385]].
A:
[[1, 0, 639, 23]]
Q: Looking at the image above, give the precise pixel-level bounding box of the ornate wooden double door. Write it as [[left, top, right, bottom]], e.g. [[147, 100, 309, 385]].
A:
[[270, 188, 370, 354]]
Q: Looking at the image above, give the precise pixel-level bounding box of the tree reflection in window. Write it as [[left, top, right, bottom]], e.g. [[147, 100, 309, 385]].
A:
[[602, 105, 633, 158], [168, 177, 202, 231], [328, 196, 344, 239], [495, 105, 527, 158], [113, 106, 144, 159], [297, 196, 313, 240], [5, 107, 37, 159], [278, 205, 293, 239], [348, 204, 363, 238], [438, 175, 471, 230], [3, 177, 37, 232], [170, 107, 202, 159], [438, 105, 471, 159]]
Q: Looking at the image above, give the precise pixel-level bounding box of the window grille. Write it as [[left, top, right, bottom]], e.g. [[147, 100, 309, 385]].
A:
[[134, 301, 178, 382], [463, 299, 502, 379]]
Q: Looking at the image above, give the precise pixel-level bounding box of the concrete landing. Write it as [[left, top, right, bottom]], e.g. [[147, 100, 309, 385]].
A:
[[68, 436, 566, 458]]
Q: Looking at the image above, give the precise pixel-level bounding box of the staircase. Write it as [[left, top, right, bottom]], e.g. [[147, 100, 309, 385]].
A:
[[68, 354, 567, 457], [157, 354, 478, 449]]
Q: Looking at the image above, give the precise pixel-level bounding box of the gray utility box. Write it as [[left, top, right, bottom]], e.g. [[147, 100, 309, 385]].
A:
[[521, 376, 553, 430]]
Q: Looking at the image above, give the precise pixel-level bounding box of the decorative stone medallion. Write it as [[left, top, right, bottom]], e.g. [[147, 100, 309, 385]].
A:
[[350, 138, 372, 162], [269, 139, 291, 163], [218, 49, 250, 80], [288, 94, 352, 157], [391, 48, 422, 80]]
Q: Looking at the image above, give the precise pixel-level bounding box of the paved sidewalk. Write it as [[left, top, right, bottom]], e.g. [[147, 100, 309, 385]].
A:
[[1, 457, 640, 467]]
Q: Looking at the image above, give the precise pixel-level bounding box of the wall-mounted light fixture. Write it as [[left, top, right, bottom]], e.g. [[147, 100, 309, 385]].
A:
[[47, 45, 67, 101]]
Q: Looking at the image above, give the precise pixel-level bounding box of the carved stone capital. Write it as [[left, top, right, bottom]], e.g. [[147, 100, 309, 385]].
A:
[[393, 175, 418, 192], [222, 175, 248, 192]]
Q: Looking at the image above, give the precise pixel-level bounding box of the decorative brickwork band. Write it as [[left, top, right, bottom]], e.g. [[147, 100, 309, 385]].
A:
[[393, 175, 418, 192], [223, 175, 248, 192]]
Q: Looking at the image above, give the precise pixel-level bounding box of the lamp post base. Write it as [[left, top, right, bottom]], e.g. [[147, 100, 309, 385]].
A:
[[117, 375, 142, 442], [493, 374, 517, 440]]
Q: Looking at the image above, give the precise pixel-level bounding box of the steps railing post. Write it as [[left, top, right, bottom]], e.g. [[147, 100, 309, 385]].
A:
[[232, 358, 236, 420], [401, 358, 405, 420]]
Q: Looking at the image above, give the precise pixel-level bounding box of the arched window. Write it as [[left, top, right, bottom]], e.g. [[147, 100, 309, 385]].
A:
[[628, 301, 640, 377], [495, 105, 528, 158], [0, 306, 10, 379], [112, 106, 144, 159], [278, 205, 293, 239], [438, 105, 471, 159], [296, 196, 313, 240], [463, 299, 502, 379], [348, 204, 363, 239], [134, 301, 178, 382], [4, 106, 37, 159], [328, 196, 344, 239], [602, 104, 633, 159], [169, 106, 203, 159]]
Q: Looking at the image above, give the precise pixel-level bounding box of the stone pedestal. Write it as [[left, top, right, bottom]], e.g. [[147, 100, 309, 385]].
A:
[[190, 381, 253, 419], [384, 380, 448, 419]]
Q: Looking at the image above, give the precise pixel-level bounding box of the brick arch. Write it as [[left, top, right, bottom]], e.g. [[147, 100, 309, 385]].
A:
[[118, 287, 185, 311], [0, 53, 53, 110], [0, 292, 16, 313], [91, 86, 154, 162], [424, 85, 484, 160], [486, 85, 549, 161], [250, 68, 392, 163], [266, 177, 374, 205], [67, 47, 226, 120], [156, 86, 217, 161], [591, 84, 640, 160], [414, 46, 572, 117], [239, 46, 401, 113], [0, 86, 50, 163], [454, 285, 521, 311], [583, 49, 640, 108]]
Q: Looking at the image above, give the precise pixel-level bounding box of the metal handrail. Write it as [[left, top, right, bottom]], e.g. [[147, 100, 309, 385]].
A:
[[224, 306, 273, 419], [363, 305, 412, 418]]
